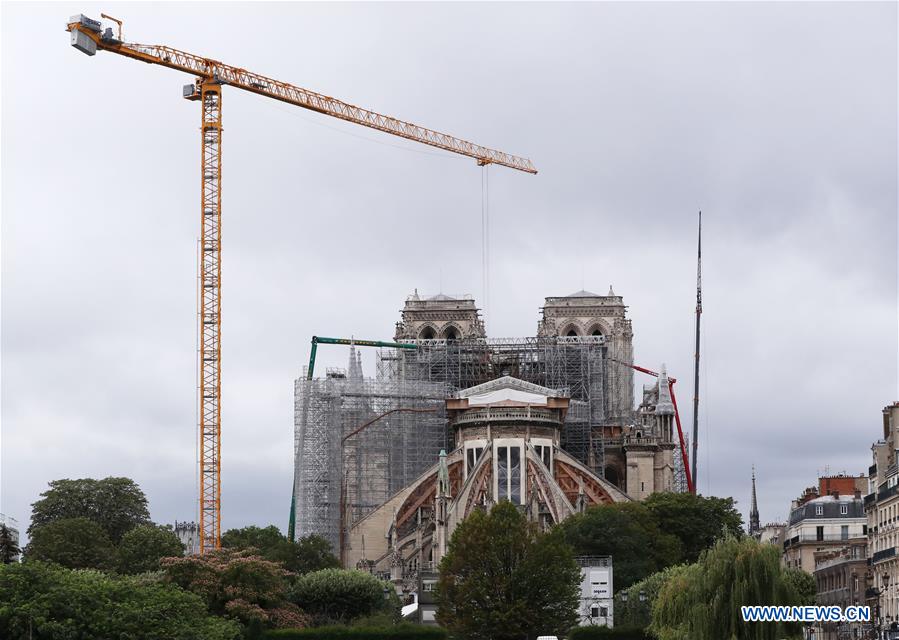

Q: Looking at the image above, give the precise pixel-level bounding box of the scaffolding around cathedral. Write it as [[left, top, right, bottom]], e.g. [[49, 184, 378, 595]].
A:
[[294, 336, 635, 549]]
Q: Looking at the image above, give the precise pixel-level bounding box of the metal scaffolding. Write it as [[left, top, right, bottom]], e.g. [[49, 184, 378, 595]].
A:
[[293, 336, 634, 549]]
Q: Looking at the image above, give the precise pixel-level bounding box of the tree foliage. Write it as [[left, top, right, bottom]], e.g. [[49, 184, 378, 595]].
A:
[[222, 526, 339, 575], [651, 536, 808, 640], [436, 501, 580, 640], [0, 525, 20, 564], [24, 517, 115, 570], [560, 502, 682, 590], [0, 560, 240, 639], [614, 564, 691, 629], [643, 492, 744, 563], [117, 524, 184, 574], [162, 548, 309, 632], [28, 477, 151, 543], [289, 568, 394, 624], [782, 568, 816, 606]]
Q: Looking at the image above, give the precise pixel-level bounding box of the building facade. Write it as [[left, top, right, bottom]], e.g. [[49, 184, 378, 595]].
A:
[[782, 480, 867, 574], [577, 556, 614, 627], [294, 289, 684, 551], [813, 541, 869, 640], [866, 402, 899, 630], [343, 376, 629, 594]]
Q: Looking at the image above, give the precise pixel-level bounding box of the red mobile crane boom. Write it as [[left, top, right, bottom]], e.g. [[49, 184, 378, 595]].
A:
[[613, 360, 695, 494]]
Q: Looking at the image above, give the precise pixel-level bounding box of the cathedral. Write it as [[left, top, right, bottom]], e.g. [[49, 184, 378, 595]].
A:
[[293, 288, 682, 590]]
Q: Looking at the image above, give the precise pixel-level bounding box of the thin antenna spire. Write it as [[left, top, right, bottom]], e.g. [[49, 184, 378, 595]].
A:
[[749, 465, 760, 537], [691, 210, 702, 493]]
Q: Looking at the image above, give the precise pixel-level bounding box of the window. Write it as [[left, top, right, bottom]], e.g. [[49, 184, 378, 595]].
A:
[[864, 524, 868, 535], [590, 606, 599, 618], [496, 445, 522, 505], [466, 446, 484, 476], [815, 505, 824, 516], [841, 525, 849, 541], [817, 526, 824, 541], [533, 445, 552, 470], [422, 581, 436, 592], [641, 481, 645, 492], [599, 606, 608, 618], [840, 504, 848, 515]]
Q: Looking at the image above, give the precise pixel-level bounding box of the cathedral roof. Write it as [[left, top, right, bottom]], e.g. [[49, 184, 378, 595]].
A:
[[566, 289, 601, 298], [428, 293, 457, 301], [457, 375, 563, 402]]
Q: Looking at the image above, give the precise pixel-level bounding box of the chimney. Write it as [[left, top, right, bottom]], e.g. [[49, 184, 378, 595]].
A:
[[831, 490, 839, 499], [854, 489, 862, 499]]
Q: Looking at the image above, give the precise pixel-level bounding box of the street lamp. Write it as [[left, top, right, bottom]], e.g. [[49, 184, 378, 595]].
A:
[[620, 592, 628, 603], [639, 591, 647, 603]]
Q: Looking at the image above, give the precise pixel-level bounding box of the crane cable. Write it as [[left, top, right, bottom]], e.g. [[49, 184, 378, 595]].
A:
[[481, 165, 489, 328]]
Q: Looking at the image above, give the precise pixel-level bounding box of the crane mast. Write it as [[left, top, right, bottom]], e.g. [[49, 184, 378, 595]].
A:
[[67, 14, 535, 553]]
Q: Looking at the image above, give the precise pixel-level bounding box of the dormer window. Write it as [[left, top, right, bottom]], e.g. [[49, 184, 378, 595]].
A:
[[840, 504, 848, 515], [815, 505, 824, 516]]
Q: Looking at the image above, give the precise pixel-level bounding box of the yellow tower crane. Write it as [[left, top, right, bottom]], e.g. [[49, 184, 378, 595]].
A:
[[66, 13, 536, 554]]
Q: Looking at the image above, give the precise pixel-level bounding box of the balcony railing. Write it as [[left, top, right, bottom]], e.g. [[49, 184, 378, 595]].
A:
[[783, 533, 866, 546], [878, 484, 899, 501], [872, 547, 896, 564]]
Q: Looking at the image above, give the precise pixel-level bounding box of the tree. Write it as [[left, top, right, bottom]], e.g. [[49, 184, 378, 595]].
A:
[[289, 568, 394, 624], [222, 525, 286, 555], [782, 568, 816, 606], [117, 524, 184, 574], [436, 501, 581, 640], [163, 548, 309, 633], [643, 492, 744, 563], [0, 561, 240, 639], [222, 526, 339, 575], [614, 564, 691, 629], [28, 477, 151, 543], [560, 502, 682, 590], [651, 536, 808, 640], [0, 525, 20, 564], [24, 517, 115, 570], [283, 535, 340, 574]]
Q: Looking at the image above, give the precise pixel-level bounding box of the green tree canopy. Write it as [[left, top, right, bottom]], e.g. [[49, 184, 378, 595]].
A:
[[560, 502, 682, 590], [782, 568, 816, 606], [436, 501, 581, 640], [117, 524, 184, 574], [284, 535, 341, 574], [222, 525, 285, 554], [651, 536, 808, 640], [0, 525, 20, 564], [24, 517, 114, 570], [289, 568, 394, 624], [222, 525, 339, 575], [0, 561, 240, 639], [29, 477, 151, 543], [614, 564, 692, 629], [642, 492, 744, 563]]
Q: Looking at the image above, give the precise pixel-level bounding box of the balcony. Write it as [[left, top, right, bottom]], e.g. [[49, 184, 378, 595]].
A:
[[878, 484, 899, 501], [872, 547, 896, 564], [865, 493, 877, 507], [784, 533, 866, 546]]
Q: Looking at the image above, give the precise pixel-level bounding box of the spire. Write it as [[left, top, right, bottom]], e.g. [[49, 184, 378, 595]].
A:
[[749, 465, 761, 537], [655, 364, 674, 415], [608, 284, 615, 297]]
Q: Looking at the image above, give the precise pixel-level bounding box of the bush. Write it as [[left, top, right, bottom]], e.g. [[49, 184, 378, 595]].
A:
[[289, 568, 394, 624], [265, 624, 447, 639], [0, 561, 240, 639], [568, 626, 654, 640]]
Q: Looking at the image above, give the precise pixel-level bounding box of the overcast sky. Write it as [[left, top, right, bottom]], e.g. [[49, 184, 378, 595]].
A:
[[3, 2, 897, 544]]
